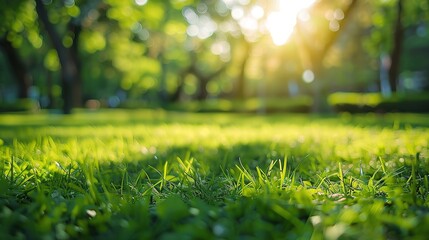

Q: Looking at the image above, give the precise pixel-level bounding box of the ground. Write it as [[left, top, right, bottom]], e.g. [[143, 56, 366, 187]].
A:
[[0, 110, 428, 239]]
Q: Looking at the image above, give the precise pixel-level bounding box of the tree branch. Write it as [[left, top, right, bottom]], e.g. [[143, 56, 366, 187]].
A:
[[294, 0, 358, 69], [318, 0, 358, 60]]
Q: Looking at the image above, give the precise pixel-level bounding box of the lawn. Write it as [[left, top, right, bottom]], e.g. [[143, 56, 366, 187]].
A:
[[1, 110, 428, 239]]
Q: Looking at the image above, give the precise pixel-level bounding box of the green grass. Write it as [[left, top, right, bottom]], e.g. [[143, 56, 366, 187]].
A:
[[0, 109, 428, 239]]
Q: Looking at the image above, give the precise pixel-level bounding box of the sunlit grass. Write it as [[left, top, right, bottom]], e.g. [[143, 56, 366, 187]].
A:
[[0, 110, 428, 239]]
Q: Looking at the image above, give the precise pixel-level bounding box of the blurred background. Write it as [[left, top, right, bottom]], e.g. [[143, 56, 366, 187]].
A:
[[0, 0, 428, 114]]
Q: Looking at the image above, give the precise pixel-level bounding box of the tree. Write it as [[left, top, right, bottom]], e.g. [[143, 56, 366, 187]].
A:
[[364, 0, 429, 93], [175, 2, 231, 101], [35, 0, 75, 114], [234, 39, 252, 99], [290, 0, 358, 111], [210, 0, 265, 100], [169, 45, 228, 101], [0, 0, 40, 99], [35, 0, 102, 114], [294, 0, 358, 77], [388, 0, 404, 92], [147, 1, 191, 103], [0, 36, 32, 99], [104, 0, 195, 103]]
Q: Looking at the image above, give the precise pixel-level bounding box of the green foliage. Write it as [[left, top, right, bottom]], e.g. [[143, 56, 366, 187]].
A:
[[0, 99, 39, 112], [364, 0, 429, 56], [80, 30, 106, 53], [0, 110, 429, 238], [43, 49, 60, 71], [377, 93, 429, 112], [328, 92, 429, 113], [0, 0, 41, 48], [163, 97, 313, 113], [328, 92, 383, 112]]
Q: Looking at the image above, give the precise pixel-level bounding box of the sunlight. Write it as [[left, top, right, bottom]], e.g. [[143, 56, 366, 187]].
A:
[[134, 0, 147, 6], [266, 0, 316, 45]]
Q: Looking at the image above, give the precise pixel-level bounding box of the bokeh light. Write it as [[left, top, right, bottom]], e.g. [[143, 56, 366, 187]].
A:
[[302, 69, 315, 83]]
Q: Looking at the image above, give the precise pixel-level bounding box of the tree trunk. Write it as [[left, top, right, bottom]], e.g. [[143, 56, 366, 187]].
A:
[[170, 78, 184, 102], [69, 23, 83, 108], [0, 36, 32, 99], [388, 0, 404, 93], [170, 65, 192, 102], [194, 64, 227, 101], [35, 0, 77, 114], [171, 52, 199, 102], [158, 53, 169, 104], [46, 70, 54, 108], [195, 78, 209, 101], [235, 40, 252, 100]]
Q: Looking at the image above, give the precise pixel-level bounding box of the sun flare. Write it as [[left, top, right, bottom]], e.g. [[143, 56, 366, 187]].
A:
[[266, 0, 316, 45]]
